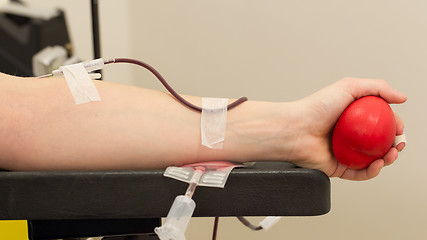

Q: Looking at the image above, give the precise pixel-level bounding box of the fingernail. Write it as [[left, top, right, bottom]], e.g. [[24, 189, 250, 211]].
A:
[[396, 142, 406, 152]]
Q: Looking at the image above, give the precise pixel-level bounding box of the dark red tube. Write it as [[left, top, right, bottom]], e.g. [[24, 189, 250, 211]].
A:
[[105, 58, 248, 112]]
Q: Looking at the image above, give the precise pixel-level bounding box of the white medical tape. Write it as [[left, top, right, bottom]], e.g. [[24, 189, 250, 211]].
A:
[[61, 63, 101, 104], [201, 98, 228, 149], [259, 216, 281, 230], [393, 134, 407, 147]]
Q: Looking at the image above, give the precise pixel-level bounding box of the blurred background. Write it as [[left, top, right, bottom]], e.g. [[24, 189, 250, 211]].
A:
[[0, 0, 425, 239]]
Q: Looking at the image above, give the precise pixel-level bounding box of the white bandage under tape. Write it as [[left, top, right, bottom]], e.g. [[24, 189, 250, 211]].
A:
[[393, 134, 407, 147], [61, 63, 101, 104], [201, 98, 228, 149]]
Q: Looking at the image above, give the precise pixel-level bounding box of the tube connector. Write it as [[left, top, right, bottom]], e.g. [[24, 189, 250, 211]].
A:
[[36, 58, 105, 78], [154, 195, 196, 240], [53, 58, 105, 76]]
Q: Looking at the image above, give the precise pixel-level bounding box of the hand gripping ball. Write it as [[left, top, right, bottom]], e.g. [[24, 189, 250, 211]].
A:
[[332, 96, 396, 169]]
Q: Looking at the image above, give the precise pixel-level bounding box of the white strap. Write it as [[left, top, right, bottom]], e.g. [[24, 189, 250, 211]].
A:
[[201, 98, 228, 149], [393, 134, 407, 147], [259, 216, 281, 230], [61, 63, 101, 104]]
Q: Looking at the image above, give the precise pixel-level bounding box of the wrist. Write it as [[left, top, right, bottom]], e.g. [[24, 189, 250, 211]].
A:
[[223, 100, 302, 163]]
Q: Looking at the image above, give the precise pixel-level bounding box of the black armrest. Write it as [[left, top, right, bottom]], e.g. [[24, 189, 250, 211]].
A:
[[0, 162, 330, 220]]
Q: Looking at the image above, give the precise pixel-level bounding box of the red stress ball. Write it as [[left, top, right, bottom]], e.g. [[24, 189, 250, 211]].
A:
[[332, 96, 396, 170]]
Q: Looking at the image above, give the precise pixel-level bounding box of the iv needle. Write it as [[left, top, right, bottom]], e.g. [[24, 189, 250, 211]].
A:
[[36, 73, 53, 79]]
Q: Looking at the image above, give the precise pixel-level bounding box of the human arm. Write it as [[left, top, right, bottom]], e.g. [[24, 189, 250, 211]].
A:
[[0, 74, 406, 180], [0, 73, 294, 170]]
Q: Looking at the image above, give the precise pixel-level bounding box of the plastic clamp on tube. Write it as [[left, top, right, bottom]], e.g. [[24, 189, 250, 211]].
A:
[[155, 161, 242, 240]]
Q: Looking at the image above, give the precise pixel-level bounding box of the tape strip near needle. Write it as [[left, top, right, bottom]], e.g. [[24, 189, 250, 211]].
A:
[[61, 63, 101, 104], [201, 98, 228, 149]]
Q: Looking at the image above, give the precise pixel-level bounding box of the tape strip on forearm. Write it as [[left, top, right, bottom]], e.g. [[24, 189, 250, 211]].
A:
[[201, 97, 229, 149]]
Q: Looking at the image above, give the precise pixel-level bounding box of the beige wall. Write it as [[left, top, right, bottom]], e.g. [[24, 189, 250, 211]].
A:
[[28, 0, 427, 239]]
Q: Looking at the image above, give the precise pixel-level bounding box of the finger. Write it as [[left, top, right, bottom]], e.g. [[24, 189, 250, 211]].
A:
[[365, 159, 385, 180], [340, 78, 407, 104], [394, 113, 404, 135], [393, 134, 407, 151], [340, 159, 384, 181], [393, 112, 406, 152], [383, 147, 398, 166]]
